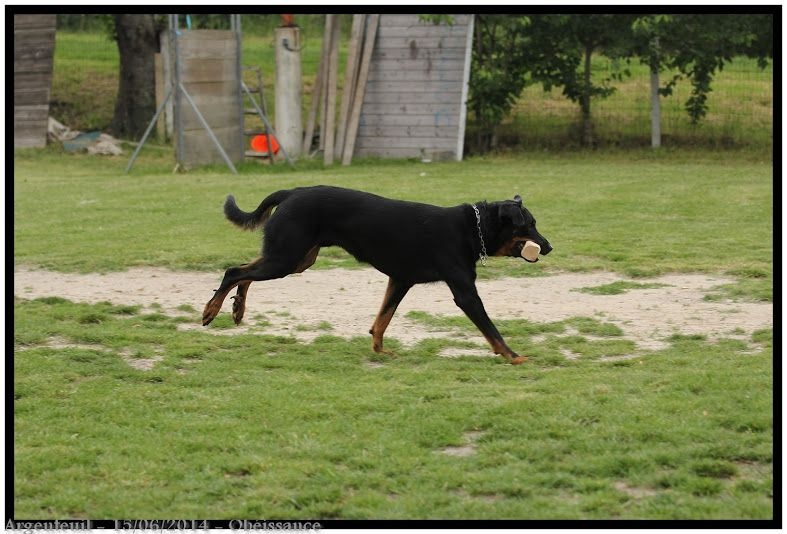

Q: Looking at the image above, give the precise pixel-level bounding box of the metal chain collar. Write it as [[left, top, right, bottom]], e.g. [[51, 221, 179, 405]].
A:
[[471, 204, 488, 266]]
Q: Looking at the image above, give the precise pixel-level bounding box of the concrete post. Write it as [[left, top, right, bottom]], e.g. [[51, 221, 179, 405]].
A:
[[649, 36, 661, 149], [650, 66, 661, 149], [275, 26, 303, 158]]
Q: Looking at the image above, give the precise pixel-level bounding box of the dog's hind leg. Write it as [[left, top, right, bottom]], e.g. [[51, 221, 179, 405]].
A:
[[369, 278, 413, 355], [202, 256, 298, 326], [227, 247, 319, 325], [231, 281, 252, 325], [293, 246, 320, 273]]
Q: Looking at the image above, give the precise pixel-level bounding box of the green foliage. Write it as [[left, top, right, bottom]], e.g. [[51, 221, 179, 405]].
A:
[[467, 16, 534, 152], [465, 14, 641, 149], [419, 14, 455, 26], [629, 14, 773, 124], [423, 14, 537, 151], [56, 14, 114, 34], [465, 13, 773, 150], [525, 15, 637, 147]]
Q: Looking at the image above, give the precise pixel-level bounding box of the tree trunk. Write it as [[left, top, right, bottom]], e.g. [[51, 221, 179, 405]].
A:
[[109, 14, 158, 139], [472, 99, 489, 154]]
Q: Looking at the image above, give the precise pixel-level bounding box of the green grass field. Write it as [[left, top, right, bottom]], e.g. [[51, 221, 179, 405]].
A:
[[13, 147, 773, 298], [12, 148, 773, 519]]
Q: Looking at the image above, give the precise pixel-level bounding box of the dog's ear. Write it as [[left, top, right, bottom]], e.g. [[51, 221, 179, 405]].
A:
[[500, 201, 526, 227], [514, 195, 523, 205]]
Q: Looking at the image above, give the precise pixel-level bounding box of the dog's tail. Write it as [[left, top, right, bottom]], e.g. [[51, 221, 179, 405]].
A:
[[223, 190, 292, 231]]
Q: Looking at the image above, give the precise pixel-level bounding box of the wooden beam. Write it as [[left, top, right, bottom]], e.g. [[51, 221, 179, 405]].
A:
[[455, 14, 474, 161], [303, 15, 331, 154], [317, 15, 334, 153], [334, 14, 365, 160], [341, 14, 379, 166], [323, 15, 341, 165]]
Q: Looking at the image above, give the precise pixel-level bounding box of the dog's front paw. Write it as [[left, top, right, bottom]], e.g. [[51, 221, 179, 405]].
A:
[[372, 341, 397, 357], [202, 300, 220, 326], [510, 355, 528, 365]]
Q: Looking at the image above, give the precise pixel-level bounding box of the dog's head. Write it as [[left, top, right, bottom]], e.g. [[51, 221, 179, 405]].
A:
[[491, 195, 553, 262]]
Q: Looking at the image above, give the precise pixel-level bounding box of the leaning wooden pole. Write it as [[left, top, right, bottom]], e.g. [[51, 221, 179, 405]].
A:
[[335, 14, 365, 160], [323, 15, 341, 165], [302, 45, 326, 154], [318, 16, 334, 153], [342, 14, 379, 166], [303, 15, 332, 155]]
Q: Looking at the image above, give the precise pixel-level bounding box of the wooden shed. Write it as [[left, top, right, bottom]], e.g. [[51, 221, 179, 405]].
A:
[[354, 14, 473, 161], [13, 14, 56, 148]]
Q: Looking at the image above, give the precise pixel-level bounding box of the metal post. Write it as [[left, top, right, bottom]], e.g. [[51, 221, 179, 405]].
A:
[[650, 67, 661, 148], [650, 36, 661, 149], [125, 87, 173, 173], [234, 14, 245, 162], [172, 15, 185, 169]]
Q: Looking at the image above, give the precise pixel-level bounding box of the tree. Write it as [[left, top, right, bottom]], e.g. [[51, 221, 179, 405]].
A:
[[630, 14, 773, 125], [524, 14, 636, 147], [429, 13, 772, 152], [109, 14, 159, 139], [420, 14, 535, 153], [467, 15, 532, 152], [463, 14, 636, 150]]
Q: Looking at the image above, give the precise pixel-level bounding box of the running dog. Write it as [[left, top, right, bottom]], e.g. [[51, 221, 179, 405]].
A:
[[202, 186, 552, 364]]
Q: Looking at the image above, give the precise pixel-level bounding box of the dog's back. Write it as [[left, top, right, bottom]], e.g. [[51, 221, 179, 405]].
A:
[[260, 186, 466, 281]]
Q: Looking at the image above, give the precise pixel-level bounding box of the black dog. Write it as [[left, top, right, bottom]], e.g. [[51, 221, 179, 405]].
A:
[[202, 186, 552, 364]]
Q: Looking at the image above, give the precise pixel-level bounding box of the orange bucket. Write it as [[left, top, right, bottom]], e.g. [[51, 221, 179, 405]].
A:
[[250, 134, 280, 154]]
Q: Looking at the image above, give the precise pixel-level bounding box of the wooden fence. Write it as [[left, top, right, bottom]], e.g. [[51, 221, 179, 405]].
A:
[[354, 14, 473, 161], [14, 14, 56, 148]]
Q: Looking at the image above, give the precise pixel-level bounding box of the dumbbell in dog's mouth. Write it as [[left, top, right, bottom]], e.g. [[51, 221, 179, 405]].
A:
[[515, 240, 541, 263]]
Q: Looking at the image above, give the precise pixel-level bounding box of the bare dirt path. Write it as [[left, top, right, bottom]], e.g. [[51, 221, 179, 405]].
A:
[[14, 267, 772, 356]]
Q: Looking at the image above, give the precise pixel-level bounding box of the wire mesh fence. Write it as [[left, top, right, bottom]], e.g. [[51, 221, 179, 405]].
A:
[[49, 14, 773, 150], [50, 29, 118, 131], [504, 55, 773, 149]]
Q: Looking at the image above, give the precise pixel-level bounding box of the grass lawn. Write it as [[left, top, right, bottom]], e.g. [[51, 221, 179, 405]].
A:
[[12, 148, 773, 519], [13, 147, 773, 298], [13, 298, 773, 519]]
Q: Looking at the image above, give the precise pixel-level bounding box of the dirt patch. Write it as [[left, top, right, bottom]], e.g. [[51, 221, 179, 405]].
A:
[[14, 267, 772, 356], [439, 347, 498, 359], [16, 335, 107, 353], [15, 335, 163, 371], [614, 481, 659, 499], [438, 430, 486, 457], [119, 348, 163, 371]]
